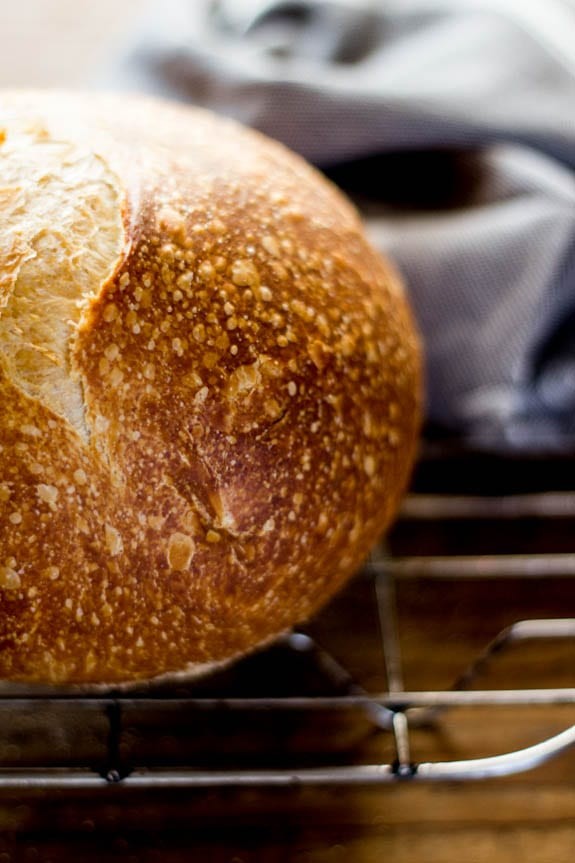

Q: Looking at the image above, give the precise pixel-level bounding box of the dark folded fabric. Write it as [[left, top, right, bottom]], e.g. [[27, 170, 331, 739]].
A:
[[101, 0, 575, 449]]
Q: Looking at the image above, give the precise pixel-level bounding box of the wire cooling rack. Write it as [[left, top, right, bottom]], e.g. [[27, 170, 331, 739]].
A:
[[0, 446, 574, 789]]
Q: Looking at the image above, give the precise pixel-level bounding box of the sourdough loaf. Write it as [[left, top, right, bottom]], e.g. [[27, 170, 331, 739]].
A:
[[0, 91, 421, 684]]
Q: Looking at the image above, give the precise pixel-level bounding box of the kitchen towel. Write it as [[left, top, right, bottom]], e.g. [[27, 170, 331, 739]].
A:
[[103, 0, 575, 449]]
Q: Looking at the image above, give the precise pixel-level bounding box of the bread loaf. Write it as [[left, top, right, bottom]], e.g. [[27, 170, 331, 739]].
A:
[[0, 91, 421, 685]]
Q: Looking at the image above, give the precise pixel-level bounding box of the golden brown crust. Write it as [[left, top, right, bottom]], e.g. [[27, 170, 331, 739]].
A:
[[0, 91, 421, 684]]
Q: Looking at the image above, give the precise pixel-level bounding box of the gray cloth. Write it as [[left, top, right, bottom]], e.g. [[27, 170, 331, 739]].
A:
[[101, 0, 575, 449]]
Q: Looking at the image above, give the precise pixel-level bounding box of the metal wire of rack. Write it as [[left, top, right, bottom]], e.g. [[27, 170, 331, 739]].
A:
[[0, 448, 574, 790]]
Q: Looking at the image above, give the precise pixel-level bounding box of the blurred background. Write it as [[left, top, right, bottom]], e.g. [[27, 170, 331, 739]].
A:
[[0, 1, 142, 88]]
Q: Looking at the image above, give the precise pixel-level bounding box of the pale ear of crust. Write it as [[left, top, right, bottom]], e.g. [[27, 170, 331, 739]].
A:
[[0, 91, 422, 685]]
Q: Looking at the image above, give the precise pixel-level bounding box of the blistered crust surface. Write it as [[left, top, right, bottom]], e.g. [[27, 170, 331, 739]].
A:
[[0, 92, 421, 684]]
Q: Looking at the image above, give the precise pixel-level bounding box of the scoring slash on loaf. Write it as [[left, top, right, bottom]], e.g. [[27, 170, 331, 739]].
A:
[[0, 91, 421, 685]]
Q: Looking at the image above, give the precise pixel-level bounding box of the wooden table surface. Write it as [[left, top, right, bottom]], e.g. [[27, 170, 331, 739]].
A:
[[1, 4, 575, 861]]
